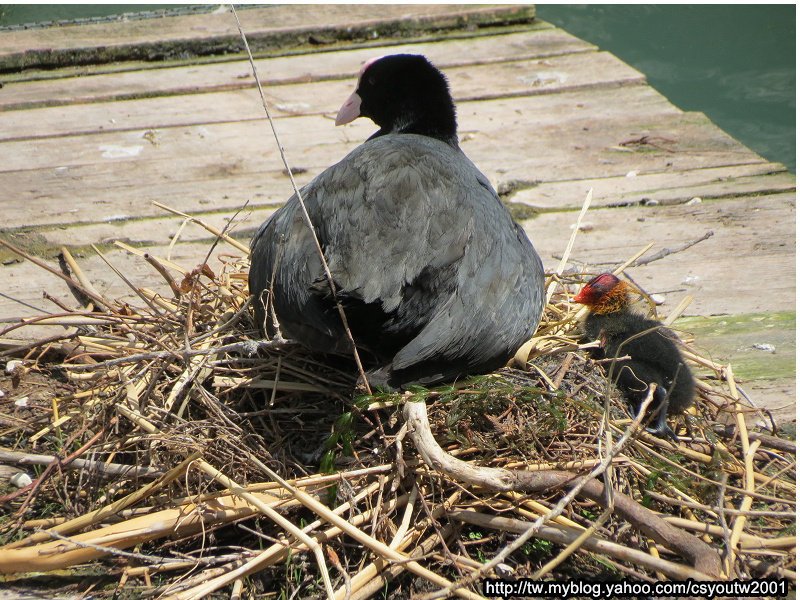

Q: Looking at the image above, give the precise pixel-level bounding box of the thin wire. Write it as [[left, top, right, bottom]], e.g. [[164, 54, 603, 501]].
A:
[[230, 5, 372, 394]]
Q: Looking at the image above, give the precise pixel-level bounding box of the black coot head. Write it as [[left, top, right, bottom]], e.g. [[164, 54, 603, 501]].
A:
[[335, 54, 458, 145]]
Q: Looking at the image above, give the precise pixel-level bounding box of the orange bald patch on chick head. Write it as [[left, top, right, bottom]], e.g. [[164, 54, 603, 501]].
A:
[[574, 273, 631, 315]]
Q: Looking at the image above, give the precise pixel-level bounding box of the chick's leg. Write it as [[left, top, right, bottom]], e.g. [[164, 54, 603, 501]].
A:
[[644, 385, 679, 440], [612, 363, 677, 440]]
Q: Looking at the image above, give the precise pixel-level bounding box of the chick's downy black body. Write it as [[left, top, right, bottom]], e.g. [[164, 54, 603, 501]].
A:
[[575, 274, 694, 438], [249, 55, 545, 389]]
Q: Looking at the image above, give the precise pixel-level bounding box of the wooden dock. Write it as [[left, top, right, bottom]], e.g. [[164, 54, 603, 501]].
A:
[[0, 5, 794, 422]]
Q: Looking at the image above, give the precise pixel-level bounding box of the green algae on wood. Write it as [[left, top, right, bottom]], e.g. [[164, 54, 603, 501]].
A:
[[676, 311, 795, 381]]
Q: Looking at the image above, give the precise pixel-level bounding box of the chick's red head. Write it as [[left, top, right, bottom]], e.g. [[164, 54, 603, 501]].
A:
[[574, 273, 629, 314]]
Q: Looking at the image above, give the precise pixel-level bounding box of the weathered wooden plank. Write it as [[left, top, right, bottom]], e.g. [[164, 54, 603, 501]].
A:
[[4, 192, 793, 322], [676, 311, 796, 424], [0, 51, 645, 141], [511, 163, 793, 210], [677, 312, 794, 383], [740, 378, 795, 425], [521, 192, 796, 317], [2, 191, 794, 422], [0, 239, 238, 327], [1, 87, 759, 229], [0, 5, 537, 71], [2, 81, 675, 172], [27, 168, 792, 254], [1, 28, 594, 109], [33, 206, 277, 249]]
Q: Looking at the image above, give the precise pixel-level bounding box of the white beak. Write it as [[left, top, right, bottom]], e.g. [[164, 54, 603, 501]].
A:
[[335, 91, 362, 126]]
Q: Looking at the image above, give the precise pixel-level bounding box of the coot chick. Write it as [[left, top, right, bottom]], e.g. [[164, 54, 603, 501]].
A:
[[573, 273, 694, 438], [249, 54, 545, 389]]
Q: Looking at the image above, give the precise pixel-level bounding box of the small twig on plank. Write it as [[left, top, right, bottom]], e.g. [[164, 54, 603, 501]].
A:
[[619, 134, 677, 152], [145, 253, 183, 298], [0, 291, 54, 315], [0, 238, 112, 310], [632, 231, 714, 267]]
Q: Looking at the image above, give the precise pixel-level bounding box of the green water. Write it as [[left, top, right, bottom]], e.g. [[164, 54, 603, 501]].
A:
[[0, 4, 185, 25], [538, 4, 796, 173], [1, 4, 794, 172]]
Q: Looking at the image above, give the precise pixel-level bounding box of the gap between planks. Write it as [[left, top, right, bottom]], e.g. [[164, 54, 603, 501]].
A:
[[0, 50, 644, 142], [0, 5, 538, 70], [0, 26, 592, 109]]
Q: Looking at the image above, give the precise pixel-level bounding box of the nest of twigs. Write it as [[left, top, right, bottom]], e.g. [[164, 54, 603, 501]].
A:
[[0, 207, 795, 599]]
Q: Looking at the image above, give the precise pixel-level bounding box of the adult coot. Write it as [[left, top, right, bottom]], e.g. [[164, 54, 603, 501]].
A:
[[249, 54, 545, 389], [574, 273, 695, 438]]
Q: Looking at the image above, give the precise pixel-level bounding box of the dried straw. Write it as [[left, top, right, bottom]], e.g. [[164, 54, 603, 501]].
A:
[[0, 206, 795, 596]]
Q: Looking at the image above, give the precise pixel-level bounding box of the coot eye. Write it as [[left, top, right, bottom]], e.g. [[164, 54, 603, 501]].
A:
[[367, 76, 376, 86]]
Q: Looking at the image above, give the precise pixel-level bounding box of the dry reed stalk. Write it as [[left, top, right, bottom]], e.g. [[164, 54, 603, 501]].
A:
[[335, 489, 463, 600], [503, 493, 587, 530], [405, 398, 722, 590], [349, 527, 458, 600], [152, 202, 251, 255], [111, 404, 337, 598], [163, 483, 400, 599], [237, 450, 485, 600], [0, 187, 794, 596], [115, 240, 188, 275], [532, 506, 612, 579], [0, 488, 300, 573], [450, 508, 712, 581], [663, 517, 797, 550], [0, 448, 161, 485], [3, 453, 200, 550], [60, 246, 102, 304]]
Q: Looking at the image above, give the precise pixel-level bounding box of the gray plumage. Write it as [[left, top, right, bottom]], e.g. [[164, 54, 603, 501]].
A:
[[249, 133, 544, 389]]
